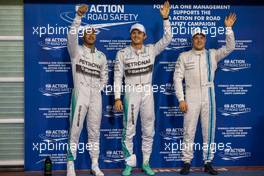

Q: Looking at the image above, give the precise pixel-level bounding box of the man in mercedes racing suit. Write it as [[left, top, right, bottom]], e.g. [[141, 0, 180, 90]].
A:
[[67, 5, 108, 176], [174, 13, 236, 175], [114, 1, 172, 176]]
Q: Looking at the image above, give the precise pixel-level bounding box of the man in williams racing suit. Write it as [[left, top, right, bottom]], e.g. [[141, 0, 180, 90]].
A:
[[114, 1, 172, 176], [67, 5, 108, 176], [174, 13, 236, 175]]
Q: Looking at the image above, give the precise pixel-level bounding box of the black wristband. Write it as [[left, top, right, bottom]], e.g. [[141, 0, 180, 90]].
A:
[[163, 17, 169, 20]]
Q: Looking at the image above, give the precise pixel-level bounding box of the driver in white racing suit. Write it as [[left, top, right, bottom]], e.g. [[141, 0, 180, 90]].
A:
[[174, 13, 236, 175], [114, 1, 172, 176], [66, 5, 108, 176]]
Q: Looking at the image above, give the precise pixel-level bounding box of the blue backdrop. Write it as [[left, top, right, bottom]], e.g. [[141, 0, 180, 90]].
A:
[[24, 3, 264, 171]]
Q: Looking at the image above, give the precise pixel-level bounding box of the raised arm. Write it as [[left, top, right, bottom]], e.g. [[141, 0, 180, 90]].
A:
[[67, 5, 88, 59], [215, 13, 236, 62], [153, 0, 172, 56]]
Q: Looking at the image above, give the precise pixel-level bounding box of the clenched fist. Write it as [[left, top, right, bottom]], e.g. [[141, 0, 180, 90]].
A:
[[77, 5, 88, 17]]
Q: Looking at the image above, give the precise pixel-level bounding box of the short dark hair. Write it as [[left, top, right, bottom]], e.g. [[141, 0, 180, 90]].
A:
[[192, 33, 206, 38]]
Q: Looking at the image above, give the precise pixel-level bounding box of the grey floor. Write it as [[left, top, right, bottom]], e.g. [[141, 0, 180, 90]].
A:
[[52, 170, 264, 176]]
